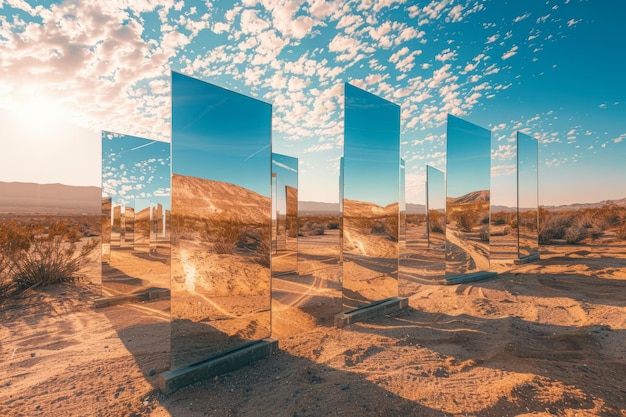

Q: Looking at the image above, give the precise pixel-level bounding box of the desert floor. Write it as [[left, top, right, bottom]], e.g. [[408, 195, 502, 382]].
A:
[[1, 243, 625, 416]]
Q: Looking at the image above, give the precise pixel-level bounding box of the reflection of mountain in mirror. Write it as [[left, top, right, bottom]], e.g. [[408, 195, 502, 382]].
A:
[[171, 72, 272, 370], [445, 115, 492, 279], [343, 83, 400, 310]]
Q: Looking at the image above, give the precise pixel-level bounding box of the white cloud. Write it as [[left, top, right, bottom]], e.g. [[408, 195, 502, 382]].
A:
[[501, 45, 518, 60]]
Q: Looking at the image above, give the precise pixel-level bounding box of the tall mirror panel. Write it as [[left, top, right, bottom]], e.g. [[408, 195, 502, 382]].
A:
[[517, 132, 539, 259], [271, 153, 298, 275], [426, 165, 446, 280], [171, 72, 272, 369], [101, 132, 171, 299], [445, 115, 491, 280], [342, 84, 400, 310]]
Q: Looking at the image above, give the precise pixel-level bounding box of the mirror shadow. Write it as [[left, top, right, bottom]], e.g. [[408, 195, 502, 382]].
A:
[[170, 72, 272, 369], [445, 115, 491, 280], [342, 83, 400, 310]]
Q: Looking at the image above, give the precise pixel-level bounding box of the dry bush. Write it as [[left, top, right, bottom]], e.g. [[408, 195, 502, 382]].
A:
[[539, 213, 573, 243], [451, 209, 479, 232], [428, 210, 445, 234], [253, 227, 271, 267], [617, 223, 626, 240], [202, 217, 244, 254], [299, 219, 325, 236], [564, 225, 588, 244], [1, 220, 97, 291]]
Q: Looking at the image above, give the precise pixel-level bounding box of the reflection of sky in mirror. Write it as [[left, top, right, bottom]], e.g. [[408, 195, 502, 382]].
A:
[[102, 131, 171, 210], [518, 132, 538, 210], [427, 165, 446, 212], [272, 153, 298, 214], [344, 83, 400, 207], [400, 160, 406, 212], [446, 115, 491, 199], [172, 71, 271, 197]]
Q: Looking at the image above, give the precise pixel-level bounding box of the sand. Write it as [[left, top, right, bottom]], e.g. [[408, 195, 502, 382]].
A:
[[1, 243, 625, 416]]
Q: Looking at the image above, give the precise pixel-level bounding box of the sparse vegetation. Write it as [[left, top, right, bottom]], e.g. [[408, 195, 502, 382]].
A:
[[0, 219, 98, 295], [539, 205, 626, 244]]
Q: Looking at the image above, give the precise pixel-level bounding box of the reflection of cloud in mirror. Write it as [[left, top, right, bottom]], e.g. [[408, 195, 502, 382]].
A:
[[102, 131, 171, 209]]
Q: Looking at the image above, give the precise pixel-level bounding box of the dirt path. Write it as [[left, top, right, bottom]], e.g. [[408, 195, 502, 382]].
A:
[[1, 244, 626, 416]]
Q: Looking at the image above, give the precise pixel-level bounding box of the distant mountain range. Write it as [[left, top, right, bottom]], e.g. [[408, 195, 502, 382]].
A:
[[447, 190, 490, 204], [1, 181, 624, 215], [0, 181, 100, 214]]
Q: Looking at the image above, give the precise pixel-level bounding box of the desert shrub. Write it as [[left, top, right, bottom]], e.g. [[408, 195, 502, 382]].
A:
[[617, 223, 626, 240], [451, 209, 479, 232], [202, 217, 244, 254], [428, 210, 445, 234], [0, 254, 13, 297], [564, 225, 588, 244], [253, 228, 271, 267], [539, 214, 573, 243], [327, 222, 340, 230], [299, 220, 325, 236], [3, 221, 98, 291]]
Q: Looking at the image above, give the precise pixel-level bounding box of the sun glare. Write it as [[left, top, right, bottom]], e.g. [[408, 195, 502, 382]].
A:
[[11, 95, 70, 133]]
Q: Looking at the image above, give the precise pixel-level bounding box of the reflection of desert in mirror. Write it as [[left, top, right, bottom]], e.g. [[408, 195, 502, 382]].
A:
[[491, 132, 539, 263], [170, 175, 271, 368], [170, 72, 271, 369], [271, 153, 298, 275], [446, 115, 491, 279], [343, 83, 400, 309], [517, 133, 539, 259], [401, 165, 447, 294], [101, 132, 171, 301], [273, 195, 343, 335]]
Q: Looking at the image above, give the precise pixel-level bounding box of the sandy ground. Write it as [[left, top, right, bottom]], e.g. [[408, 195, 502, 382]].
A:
[[1, 243, 626, 416]]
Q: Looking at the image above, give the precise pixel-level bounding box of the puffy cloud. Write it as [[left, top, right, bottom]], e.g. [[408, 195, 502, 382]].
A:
[[501, 45, 519, 60]]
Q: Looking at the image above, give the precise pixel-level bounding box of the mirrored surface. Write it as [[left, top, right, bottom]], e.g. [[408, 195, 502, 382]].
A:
[[342, 83, 400, 310], [445, 115, 491, 279], [171, 72, 271, 369], [102, 197, 111, 262], [271, 153, 298, 275], [517, 132, 539, 259], [400, 164, 447, 294], [101, 131, 171, 299]]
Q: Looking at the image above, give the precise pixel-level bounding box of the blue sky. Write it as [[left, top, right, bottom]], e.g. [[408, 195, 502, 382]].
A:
[[446, 114, 490, 199], [272, 153, 298, 215], [0, 0, 624, 205], [344, 83, 400, 207], [102, 132, 171, 209], [172, 71, 271, 197]]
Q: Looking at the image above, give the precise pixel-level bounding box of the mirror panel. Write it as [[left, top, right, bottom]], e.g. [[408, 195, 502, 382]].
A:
[[101, 132, 171, 298], [342, 83, 400, 310], [517, 132, 539, 259], [445, 115, 491, 279], [271, 153, 298, 275], [171, 72, 272, 369]]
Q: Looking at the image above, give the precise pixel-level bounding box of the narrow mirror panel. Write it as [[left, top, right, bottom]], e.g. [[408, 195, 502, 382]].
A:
[[517, 132, 539, 259], [101, 132, 171, 300], [342, 84, 400, 310], [445, 115, 491, 279]]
